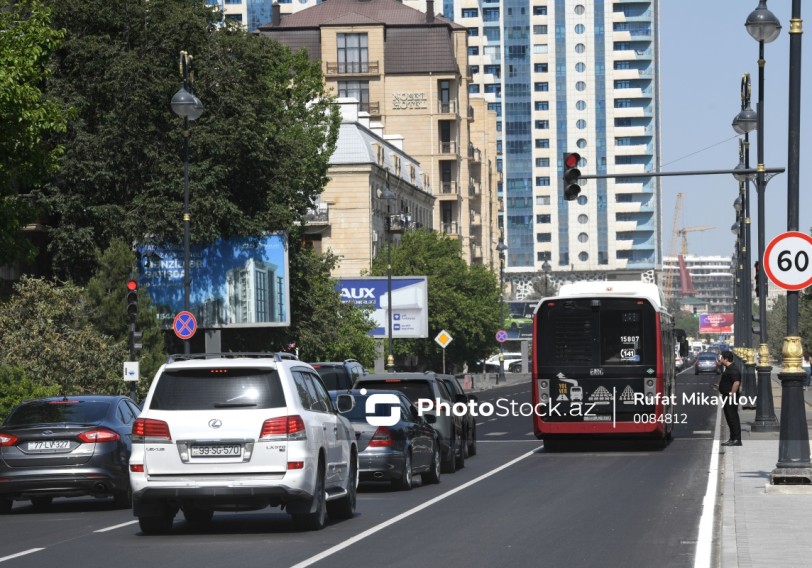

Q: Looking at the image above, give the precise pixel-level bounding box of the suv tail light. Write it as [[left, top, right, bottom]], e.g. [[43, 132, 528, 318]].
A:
[[0, 433, 18, 447], [77, 428, 120, 443], [132, 418, 172, 441], [260, 415, 306, 441], [368, 426, 394, 447]]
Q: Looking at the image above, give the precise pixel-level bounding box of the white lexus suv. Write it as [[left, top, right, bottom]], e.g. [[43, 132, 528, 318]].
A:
[[129, 353, 358, 534]]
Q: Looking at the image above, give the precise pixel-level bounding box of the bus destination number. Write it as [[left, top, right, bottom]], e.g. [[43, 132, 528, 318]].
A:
[[620, 336, 639, 344], [633, 413, 687, 424], [590, 368, 604, 376]]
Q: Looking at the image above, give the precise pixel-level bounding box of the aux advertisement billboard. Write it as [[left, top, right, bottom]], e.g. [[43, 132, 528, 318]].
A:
[[337, 277, 429, 339], [137, 233, 290, 329]]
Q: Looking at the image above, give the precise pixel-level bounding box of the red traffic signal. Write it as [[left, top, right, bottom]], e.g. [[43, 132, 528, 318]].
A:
[[127, 279, 138, 292], [126, 280, 138, 320], [563, 152, 582, 201]]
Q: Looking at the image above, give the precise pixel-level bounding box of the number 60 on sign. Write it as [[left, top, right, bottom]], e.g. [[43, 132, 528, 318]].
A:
[[764, 231, 812, 291]]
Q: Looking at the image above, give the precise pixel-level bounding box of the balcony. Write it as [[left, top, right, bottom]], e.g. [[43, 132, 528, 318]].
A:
[[469, 179, 481, 196], [470, 212, 482, 225], [438, 100, 458, 114], [325, 60, 380, 77], [302, 204, 330, 234], [471, 244, 483, 259], [439, 141, 457, 155], [468, 145, 482, 163], [442, 221, 459, 236], [440, 181, 459, 195]]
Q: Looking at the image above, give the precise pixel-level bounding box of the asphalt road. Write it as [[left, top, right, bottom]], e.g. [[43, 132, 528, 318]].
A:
[[0, 367, 719, 568]]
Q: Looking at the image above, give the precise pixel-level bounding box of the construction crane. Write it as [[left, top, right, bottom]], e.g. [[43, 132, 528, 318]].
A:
[[662, 193, 684, 304], [678, 226, 714, 255]]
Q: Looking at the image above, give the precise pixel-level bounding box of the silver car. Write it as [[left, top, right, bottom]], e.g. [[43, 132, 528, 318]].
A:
[[129, 353, 358, 534]]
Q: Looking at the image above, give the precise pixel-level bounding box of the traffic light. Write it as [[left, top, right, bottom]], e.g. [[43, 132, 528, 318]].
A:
[[754, 261, 761, 296], [126, 279, 138, 322], [563, 152, 582, 201]]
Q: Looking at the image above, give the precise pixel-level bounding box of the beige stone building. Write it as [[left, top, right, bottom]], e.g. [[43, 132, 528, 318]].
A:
[[304, 98, 434, 278], [259, 0, 499, 270]]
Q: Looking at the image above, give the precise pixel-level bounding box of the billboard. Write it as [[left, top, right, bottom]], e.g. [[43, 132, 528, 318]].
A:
[[699, 313, 734, 335], [337, 277, 429, 339], [506, 300, 538, 340], [137, 233, 290, 329]]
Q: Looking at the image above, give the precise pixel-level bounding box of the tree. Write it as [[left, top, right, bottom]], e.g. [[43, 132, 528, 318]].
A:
[[369, 228, 501, 372], [0, 0, 69, 266], [0, 277, 127, 395], [0, 364, 60, 421], [39, 0, 340, 282]]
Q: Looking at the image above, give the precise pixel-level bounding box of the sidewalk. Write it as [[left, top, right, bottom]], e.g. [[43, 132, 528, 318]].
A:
[[718, 371, 812, 568], [461, 371, 531, 393]]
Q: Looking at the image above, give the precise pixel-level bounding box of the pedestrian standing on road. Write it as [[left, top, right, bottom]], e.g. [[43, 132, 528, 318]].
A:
[[719, 351, 742, 447], [802, 352, 811, 388]]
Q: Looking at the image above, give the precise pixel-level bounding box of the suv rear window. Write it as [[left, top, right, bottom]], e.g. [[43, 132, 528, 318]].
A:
[[314, 367, 352, 391], [358, 380, 434, 404], [6, 401, 109, 425], [150, 368, 286, 411]]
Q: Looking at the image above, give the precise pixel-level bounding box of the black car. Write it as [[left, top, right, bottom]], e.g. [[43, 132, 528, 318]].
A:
[[330, 389, 440, 489], [311, 359, 367, 391], [0, 395, 140, 512], [437, 375, 477, 458]]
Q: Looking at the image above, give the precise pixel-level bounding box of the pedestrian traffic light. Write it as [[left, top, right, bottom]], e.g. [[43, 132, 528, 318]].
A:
[[126, 279, 138, 322], [563, 152, 582, 201]]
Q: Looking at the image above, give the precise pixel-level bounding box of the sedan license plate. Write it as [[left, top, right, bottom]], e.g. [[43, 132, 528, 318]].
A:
[[190, 444, 241, 457], [27, 440, 70, 450]]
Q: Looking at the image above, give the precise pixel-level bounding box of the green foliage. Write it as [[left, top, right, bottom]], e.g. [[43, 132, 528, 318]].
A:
[[369, 228, 501, 372], [766, 295, 787, 364], [0, 364, 60, 421], [0, 0, 69, 265], [0, 277, 127, 395], [674, 310, 698, 338], [39, 0, 340, 282]]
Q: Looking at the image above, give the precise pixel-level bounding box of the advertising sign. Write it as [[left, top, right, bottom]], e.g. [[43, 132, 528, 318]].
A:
[[337, 277, 429, 339], [506, 301, 538, 340], [137, 233, 290, 329], [698, 313, 734, 335]]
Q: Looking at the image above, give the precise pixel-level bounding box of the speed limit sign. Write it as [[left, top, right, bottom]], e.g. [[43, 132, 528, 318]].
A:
[[763, 231, 812, 290]]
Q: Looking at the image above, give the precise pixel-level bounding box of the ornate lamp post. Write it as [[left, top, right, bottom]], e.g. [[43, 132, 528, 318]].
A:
[[170, 51, 204, 355], [744, 1, 780, 432], [496, 240, 508, 384], [541, 259, 551, 297], [380, 181, 396, 371]]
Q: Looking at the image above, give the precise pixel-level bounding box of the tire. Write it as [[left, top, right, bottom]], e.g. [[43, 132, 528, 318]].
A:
[[393, 450, 413, 491], [0, 498, 12, 514], [467, 425, 477, 457], [293, 462, 327, 531], [182, 504, 214, 525], [327, 452, 357, 520], [420, 442, 441, 485], [30, 497, 52, 510], [455, 433, 466, 470], [441, 438, 457, 473], [138, 512, 174, 535]]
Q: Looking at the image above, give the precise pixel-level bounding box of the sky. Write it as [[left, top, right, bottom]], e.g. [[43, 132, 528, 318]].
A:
[[658, 0, 811, 259]]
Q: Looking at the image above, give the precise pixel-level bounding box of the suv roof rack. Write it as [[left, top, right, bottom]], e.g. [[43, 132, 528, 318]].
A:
[[166, 352, 300, 364]]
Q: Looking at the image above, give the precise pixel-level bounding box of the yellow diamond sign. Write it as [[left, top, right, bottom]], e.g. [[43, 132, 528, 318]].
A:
[[434, 330, 453, 348]]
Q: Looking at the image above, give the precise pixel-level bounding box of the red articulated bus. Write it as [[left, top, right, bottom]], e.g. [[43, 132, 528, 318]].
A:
[[530, 281, 678, 450]]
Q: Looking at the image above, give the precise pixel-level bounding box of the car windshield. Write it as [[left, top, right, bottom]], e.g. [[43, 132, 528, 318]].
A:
[[150, 368, 286, 410], [6, 401, 109, 425]]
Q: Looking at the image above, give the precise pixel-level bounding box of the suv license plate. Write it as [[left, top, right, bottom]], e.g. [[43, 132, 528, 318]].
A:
[[190, 444, 242, 457]]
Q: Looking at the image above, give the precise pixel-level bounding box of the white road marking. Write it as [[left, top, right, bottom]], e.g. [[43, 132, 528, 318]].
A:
[[289, 447, 542, 568], [94, 520, 139, 533], [0, 549, 44, 563], [693, 405, 722, 568], [692, 430, 713, 435], [485, 432, 507, 436]]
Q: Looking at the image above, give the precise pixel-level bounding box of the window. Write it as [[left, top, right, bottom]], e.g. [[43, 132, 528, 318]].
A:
[[578, 252, 589, 262], [534, 63, 548, 73], [536, 195, 551, 206], [615, 99, 632, 108], [468, 84, 481, 94], [535, 120, 549, 129], [485, 83, 501, 95], [576, 138, 587, 149], [338, 81, 369, 107], [577, 214, 589, 224], [574, 24, 585, 34], [536, 233, 552, 243], [578, 232, 589, 243], [535, 139, 550, 149], [575, 43, 586, 53], [469, 65, 480, 75], [337, 33, 369, 73], [483, 8, 499, 21], [468, 28, 479, 37], [484, 64, 501, 77], [462, 8, 479, 17], [574, 4, 585, 15], [576, 100, 586, 110], [614, 61, 631, 70], [533, 44, 549, 54], [484, 46, 501, 58], [535, 101, 549, 111], [537, 214, 551, 223], [534, 82, 549, 92], [535, 157, 550, 167], [615, 80, 632, 89], [535, 177, 551, 186], [533, 6, 547, 16], [533, 25, 548, 35], [577, 195, 588, 205], [575, 81, 586, 91], [575, 62, 586, 72], [488, 102, 502, 116], [468, 46, 480, 56], [484, 27, 501, 41], [576, 119, 586, 129]]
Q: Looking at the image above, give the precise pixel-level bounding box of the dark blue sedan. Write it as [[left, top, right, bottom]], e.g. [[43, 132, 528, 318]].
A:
[[331, 389, 440, 490], [0, 395, 140, 512]]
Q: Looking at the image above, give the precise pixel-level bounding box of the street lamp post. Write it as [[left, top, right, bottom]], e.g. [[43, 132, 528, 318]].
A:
[[541, 259, 551, 297], [744, 1, 779, 432], [772, 0, 811, 482], [380, 181, 396, 371], [496, 241, 508, 384], [170, 51, 204, 355]]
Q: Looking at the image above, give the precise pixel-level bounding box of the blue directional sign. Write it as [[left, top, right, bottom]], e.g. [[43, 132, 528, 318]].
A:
[[496, 329, 508, 343], [173, 311, 197, 340]]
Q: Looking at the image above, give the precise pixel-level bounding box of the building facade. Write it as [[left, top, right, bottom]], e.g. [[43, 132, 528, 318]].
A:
[[259, 0, 500, 269], [661, 255, 735, 314]]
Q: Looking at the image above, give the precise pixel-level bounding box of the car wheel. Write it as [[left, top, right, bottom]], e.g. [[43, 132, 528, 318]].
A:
[[440, 438, 457, 474], [393, 450, 413, 491], [293, 462, 327, 531], [327, 452, 357, 520], [455, 433, 466, 470], [0, 498, 12, 514], [420, 442, 441, 485], [468, 425, 477, 457], [138, 512, 175, 535], [30, 497, 52, 510], [182, 504, 214, 525]]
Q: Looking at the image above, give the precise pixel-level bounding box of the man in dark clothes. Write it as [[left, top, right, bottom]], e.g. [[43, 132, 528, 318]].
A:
[[719, 351, 742, 446]]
